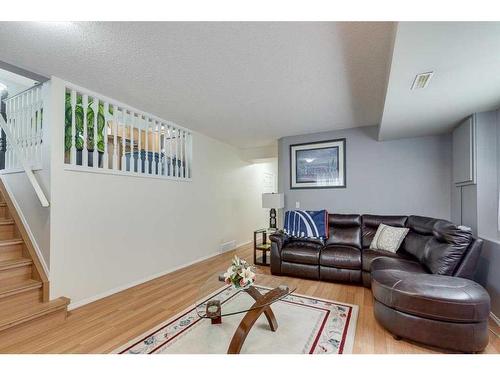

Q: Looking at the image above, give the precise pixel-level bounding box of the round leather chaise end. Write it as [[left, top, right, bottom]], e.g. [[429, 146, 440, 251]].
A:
[[373, 300, 489, 353], [371, 268, 490, 353]]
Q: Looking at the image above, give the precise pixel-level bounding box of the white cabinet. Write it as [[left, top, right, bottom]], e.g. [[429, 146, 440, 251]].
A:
[[453, 115, 476, 186]]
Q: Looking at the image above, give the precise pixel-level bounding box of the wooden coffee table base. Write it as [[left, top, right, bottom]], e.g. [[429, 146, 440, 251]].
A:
[[227, 285, 288, 354]]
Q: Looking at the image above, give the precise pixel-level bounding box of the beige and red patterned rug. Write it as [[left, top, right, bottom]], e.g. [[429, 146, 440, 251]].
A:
[[115, 285, 358, 354]]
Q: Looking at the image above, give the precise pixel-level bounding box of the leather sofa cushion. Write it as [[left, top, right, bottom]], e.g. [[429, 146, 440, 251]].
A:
[[402, 216, 473, 275], [281, 261, 319, 279], [320, 245, 361, 269], [362, 215, 408, 248], [320, 266, 361, 283], [326, 214, 362, 248], [362, 249, 418, 273], [370, 256, 427, 274], [371, 269, 490, 323], [281, 240, 322, 265]]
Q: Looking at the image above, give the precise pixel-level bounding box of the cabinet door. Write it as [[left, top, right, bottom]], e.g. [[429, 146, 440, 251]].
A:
[[453, 116, 476, 186]]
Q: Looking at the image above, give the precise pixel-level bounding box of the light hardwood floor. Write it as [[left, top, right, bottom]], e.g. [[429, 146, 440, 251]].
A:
[[0, 243, 498, 354]]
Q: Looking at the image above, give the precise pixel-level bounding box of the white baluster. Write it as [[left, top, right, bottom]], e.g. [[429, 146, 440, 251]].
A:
[[145, 118, 150, 174], [92, 97, 98, 168], [5, 99, 11, 169], [70, 90, 77, 165], [137, 115, 142, 173], [28, 90, 34, 166], [24, 92, 29, 163], [103, 102, 109, 169], [169, 126, 173, 177], [32, 89, 37, 166], [175, 129, 182, 177], [11, 96, 16, 168], [121, 110, 126, 172], [185, 130, 189, 178], [18, 94, 23, 165], [165, 125, 170, 176], [15, 96, 19, 167], [189, 132, 193, 178], [162, 124, 166, 175], [32, 88, 37, 165], [154, 123, 159, 175], [181, 130, 186, 178], [20, 94, 25, 165], [15, 96, 21, 168], [160, 123, 164, 175], [18, 95, 23, 168], [178, 128, 183, 178], [38, 88, 43, 166], [130, 113, 135, 172], [82, 94, 89, 167], [170, 127, 174, 177], [112, 105, 118, 170], [31, 89, 36, 165], [4, 98, 9, 169], [162, 124, 167, 176]]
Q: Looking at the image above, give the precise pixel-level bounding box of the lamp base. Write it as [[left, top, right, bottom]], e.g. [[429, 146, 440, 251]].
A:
[[269, 208, 277, 229]]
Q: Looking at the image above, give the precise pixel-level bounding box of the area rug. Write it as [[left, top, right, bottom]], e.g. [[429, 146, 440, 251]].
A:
[[114, 285, 358, 354]]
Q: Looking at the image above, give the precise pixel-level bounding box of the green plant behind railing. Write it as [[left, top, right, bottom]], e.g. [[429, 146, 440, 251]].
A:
[[64, 92, 113, 152]]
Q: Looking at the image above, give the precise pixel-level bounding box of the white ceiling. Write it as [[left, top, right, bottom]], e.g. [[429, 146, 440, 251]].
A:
[[379, 22, 500, 140], [0, 22, 395, 148], [1, 22, 499, 147]]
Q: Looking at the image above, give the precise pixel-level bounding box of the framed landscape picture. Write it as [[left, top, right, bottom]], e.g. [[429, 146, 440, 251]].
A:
[[290, 138, 346, 189]]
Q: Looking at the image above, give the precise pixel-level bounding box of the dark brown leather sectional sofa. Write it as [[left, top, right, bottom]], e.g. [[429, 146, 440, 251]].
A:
[[269, 214, 491, 353]]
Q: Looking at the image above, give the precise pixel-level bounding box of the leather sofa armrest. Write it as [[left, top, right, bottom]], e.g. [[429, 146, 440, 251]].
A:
[[269, 231, 289, 275], [269, 231, 289, 251]]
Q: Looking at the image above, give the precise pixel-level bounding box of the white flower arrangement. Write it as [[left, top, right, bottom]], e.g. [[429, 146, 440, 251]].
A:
[[223, 256, 256, 289]]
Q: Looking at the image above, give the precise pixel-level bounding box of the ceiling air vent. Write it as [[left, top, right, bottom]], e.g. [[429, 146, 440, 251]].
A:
[[411, 72, 433, 90]]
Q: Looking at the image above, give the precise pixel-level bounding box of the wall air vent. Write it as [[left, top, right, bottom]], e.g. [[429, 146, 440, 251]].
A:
[[411, 72, 434, 90]]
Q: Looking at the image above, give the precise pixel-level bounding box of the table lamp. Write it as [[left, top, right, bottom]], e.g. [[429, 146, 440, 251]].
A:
[[262, 193, 284, 229]]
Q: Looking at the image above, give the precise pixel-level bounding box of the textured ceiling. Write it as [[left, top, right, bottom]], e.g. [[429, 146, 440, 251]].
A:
[[379, 22, 500, 140], [0, 22, 395, 148]]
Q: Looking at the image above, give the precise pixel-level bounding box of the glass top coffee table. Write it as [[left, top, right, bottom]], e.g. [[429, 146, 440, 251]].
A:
[[194, 265, 297, 354]]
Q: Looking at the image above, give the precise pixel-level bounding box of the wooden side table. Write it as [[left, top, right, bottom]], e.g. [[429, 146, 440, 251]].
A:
[[253, 228, 276, 266]]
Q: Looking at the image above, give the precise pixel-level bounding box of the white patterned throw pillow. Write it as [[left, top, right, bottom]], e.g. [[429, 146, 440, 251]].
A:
[[369, 224, 409, 253]]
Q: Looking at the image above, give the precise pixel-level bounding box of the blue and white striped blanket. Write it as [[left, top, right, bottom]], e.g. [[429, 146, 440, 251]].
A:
[[283, 210, 328, 239]]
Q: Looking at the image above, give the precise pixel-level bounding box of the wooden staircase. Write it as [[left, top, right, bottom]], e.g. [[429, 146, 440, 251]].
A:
[[0, 180, 69, 350]]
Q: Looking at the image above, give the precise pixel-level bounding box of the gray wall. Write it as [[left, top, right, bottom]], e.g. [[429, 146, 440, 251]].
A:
[[451, 110, 500, 318], [278, 126, 452, 219], [476, 239, 500, 319]]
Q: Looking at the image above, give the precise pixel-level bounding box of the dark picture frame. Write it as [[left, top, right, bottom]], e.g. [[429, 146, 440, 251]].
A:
[[289, 138, 346, 189]]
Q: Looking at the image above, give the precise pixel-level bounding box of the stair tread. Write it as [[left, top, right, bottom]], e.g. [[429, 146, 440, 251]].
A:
[[0, 218, 14, 225], [0, 297, 70, 331], [0, 258, 32, 271], [0, 238, 23, 246], [0, 202, 6, 207], [0, 279, 41, 296]]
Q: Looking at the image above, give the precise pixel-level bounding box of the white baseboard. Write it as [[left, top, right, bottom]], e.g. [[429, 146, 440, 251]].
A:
[[491, 312, 500, 327], [0, 175, 50, 277], [236, 240, 251, 249], [68, 240, 253, 311]]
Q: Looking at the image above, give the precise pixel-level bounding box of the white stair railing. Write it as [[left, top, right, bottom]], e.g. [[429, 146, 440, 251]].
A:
[[0, 85, 48, 207], [3, 85, 44, 171], [64, 82, 192, 181], [0, 113, 49, 207]]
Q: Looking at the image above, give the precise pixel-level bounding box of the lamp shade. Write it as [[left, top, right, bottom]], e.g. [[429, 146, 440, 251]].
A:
[[262, 193, 284, 209]]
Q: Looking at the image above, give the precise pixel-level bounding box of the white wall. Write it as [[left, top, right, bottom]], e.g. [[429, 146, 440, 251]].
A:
[[48, 77, 277, 307]]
